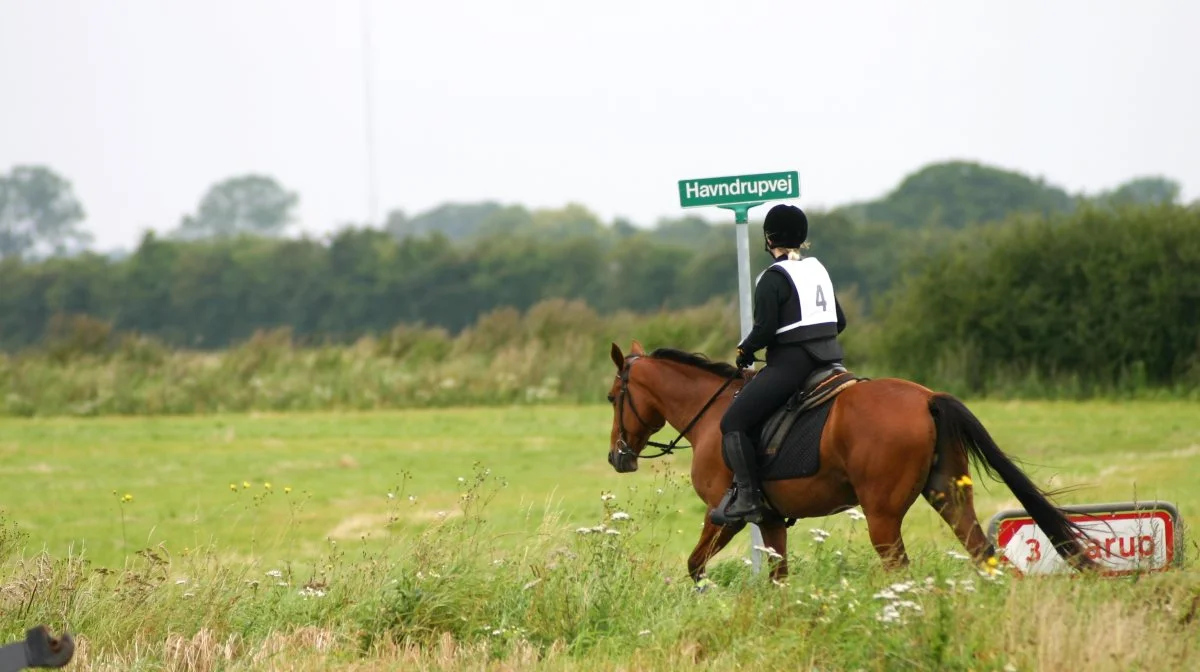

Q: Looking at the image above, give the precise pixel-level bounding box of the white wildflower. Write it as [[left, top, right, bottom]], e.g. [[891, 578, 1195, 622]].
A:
[[175, 578, 188, 585], [873, 589, 898, 600], [298, 587, 325, 599], [752, 544, 783, 560], [638, 630, 652, 636], [575, 527, 593, 534], [656, 488, 664, 495], [890, 582, 914, 594], [611, 511, 631, 521], [265, 570, 283, 579], [947, 550, 971, 560], [387, 492, 394, 500], [457, 477, 465, 483], [601, 493, 616, 501], [522, 579, 541, 591], [845, 508, 866, 521], [876, 605, 902, 624], [605, 528, 620, 535]]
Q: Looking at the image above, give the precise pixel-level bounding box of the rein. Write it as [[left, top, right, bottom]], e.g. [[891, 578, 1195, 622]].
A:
[[613, 354, 740, 460]]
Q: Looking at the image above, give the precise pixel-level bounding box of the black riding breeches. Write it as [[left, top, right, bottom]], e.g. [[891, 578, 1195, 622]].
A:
[[720, 345, 816, 438]]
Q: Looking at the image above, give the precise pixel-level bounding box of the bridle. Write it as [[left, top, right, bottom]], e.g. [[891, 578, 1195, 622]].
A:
[[611, 354, 741, 461]]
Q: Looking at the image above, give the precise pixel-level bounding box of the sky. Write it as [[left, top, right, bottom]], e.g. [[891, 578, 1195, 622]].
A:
[[2, 0, 1199, 252]]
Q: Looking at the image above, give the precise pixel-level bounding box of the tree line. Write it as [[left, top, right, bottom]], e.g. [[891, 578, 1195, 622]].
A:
[[0, 219, 886, 350], [2, 160, 1196, 397]]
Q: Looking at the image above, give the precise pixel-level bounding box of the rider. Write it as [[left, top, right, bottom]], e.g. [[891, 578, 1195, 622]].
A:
[[713, 203, 847, 525]]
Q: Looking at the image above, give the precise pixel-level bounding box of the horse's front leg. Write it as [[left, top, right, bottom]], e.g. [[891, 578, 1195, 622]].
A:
[[687, 516, 745, 585]]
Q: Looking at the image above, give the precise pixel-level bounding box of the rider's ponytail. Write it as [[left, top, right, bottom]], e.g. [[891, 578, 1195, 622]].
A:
[[781, 242, 810, 260]]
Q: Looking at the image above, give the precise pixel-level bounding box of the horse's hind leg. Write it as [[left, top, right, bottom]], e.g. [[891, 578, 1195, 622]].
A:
[[688, 518, 746, 583], [922, 442, 996, 564], [863, 512, 910, 570]]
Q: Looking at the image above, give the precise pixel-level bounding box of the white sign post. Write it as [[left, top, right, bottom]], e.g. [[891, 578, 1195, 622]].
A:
[[677, 171, 802, 573]]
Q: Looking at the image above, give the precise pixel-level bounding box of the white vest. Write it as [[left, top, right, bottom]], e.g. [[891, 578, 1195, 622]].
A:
[[757, 257, 838, 336]]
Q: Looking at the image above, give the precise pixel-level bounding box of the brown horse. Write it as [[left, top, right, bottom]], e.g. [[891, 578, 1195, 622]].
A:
[[604, 340, 1095, 583]]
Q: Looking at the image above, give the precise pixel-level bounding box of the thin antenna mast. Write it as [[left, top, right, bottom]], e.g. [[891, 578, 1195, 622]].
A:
[[361, 0, 379, 225]]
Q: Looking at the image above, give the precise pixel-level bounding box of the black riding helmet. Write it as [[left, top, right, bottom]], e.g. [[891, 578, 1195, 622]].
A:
[[762, 204, 808, 250]]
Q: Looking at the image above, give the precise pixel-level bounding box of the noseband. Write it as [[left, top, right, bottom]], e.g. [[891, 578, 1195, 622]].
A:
[[613, 355, 740, 461]]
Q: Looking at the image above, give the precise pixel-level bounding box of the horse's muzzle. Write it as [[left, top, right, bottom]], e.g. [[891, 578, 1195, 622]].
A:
[[608, 440, 639, 473]]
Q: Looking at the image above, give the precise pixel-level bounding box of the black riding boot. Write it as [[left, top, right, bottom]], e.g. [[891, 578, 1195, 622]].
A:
[[712, 431, 766, 525]]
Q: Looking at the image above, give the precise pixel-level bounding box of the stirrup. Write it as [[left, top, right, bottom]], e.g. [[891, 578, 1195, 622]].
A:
[[711, 487, 765, 526]]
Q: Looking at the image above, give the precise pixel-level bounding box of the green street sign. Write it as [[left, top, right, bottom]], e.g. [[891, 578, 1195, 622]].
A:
[[677, 171, 800, 209]]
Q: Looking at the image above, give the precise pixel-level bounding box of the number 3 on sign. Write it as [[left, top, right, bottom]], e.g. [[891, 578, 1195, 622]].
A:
[[815, 286, 828, 311], [1026, 538, 1042, 563]]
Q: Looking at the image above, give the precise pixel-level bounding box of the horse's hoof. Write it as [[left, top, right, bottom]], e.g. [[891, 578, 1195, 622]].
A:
[[694, 578, 715, 594]]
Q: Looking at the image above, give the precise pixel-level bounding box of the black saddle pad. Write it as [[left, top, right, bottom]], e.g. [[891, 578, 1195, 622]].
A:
[[755, 398, 834, 481]]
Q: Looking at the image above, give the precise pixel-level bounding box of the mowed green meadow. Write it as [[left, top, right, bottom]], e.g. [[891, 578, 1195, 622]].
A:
[[2, 399, 1199, 670], [5, 400, 1198, 567]]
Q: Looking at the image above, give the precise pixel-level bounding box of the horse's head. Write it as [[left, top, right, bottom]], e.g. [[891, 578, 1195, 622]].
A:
[[606, 340, 666, 474]]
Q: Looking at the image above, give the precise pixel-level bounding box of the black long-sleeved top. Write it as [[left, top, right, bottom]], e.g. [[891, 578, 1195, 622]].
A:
[[737, 259, 846, 357]]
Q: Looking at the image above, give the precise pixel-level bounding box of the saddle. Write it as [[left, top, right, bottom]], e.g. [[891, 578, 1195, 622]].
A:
[[755, 362, 866, 471]]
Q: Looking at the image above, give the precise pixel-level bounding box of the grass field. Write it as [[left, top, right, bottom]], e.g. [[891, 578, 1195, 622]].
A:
[[2, 400, 1198, 670]]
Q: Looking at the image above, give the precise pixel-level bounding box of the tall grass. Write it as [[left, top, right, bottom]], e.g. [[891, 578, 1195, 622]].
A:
[[2, 465, 1196, 671], [2, 296, 1195, 419], [0, 299, 754, 418]]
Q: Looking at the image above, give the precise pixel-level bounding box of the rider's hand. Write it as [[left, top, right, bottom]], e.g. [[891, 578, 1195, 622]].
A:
[[736, 348, 755, 369]]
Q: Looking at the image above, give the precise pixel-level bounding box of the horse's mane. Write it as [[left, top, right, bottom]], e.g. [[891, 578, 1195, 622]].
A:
[[647, 347, 740, 378]]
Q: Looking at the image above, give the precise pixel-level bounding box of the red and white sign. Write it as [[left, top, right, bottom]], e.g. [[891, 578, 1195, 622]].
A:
[[992, 504, 1181, 576]]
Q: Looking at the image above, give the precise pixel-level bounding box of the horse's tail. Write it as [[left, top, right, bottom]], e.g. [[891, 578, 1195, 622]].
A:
[[929, 393, 1095, 573]]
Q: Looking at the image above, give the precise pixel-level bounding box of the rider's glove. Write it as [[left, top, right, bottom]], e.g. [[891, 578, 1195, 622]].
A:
[[736, 348, 755, 369]]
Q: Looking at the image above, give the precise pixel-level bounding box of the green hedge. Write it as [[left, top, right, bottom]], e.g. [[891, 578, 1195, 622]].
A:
[[875, 204, 1200, 395]]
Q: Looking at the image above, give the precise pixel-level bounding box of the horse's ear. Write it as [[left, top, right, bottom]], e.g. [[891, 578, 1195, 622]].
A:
[[630, 339, 645, 356], [610, 342, 624, 370]]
